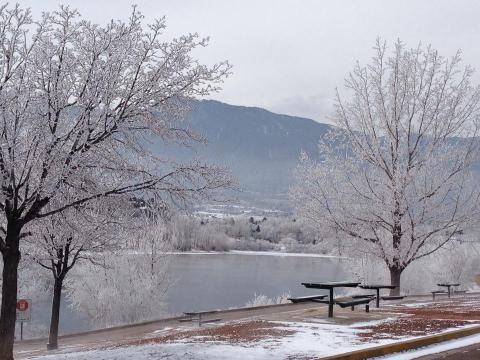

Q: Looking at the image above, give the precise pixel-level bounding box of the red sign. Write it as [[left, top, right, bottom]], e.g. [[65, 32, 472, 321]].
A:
[[16, 299, 31, 321], [16, 299, 29, 311]]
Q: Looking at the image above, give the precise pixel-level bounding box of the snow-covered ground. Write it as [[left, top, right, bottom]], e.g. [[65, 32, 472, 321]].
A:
[[21, 296, 480, 360], [29, 326, 480, 360], [193, 204, 287, 218], [376, 333, 480, 359], [23, 319, 400, 360]]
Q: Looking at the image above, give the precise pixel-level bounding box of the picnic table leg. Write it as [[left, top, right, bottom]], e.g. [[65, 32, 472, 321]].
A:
[[376, 289, 380, 308], [328, 288, 334, 318], [447, 286, 451, 298]]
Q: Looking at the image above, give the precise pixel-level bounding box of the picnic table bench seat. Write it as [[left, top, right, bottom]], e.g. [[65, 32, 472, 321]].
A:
[[352, 294, 376, 299], [335, 297, 374, 312], [184, 310, 219, 315], [287, 295, 327, 303], [381, 296, 405, 300], [181, 310, 222, 326], [431, 290, 448, 300]]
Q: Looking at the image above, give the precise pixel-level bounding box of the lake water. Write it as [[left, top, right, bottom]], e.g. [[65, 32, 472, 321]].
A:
[[23, 252, 350, 338], [165, 252, 349, 313]]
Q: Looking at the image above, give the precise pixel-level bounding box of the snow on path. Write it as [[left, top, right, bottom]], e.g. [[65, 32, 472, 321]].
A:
[[25, 302, 480, 360], [374, 333, 480, 359], [25, 320, 396, 360]]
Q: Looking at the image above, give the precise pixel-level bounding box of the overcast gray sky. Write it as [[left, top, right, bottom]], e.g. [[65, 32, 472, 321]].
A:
[[14, 0, 480, 123]]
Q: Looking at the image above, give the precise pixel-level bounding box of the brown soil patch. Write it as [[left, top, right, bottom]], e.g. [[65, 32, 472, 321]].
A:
[[392, 301, 480, 320], [358, 318, 468, 340], [123, 320, 294, 347], [357, 300, 480, 340]]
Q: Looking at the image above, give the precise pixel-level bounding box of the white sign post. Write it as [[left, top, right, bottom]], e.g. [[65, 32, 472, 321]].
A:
[[16, 299, 31, 341]]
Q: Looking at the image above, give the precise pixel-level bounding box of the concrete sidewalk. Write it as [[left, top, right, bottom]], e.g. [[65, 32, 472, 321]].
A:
[[415, 343, 480, 359], [14, 293, 480, 359]]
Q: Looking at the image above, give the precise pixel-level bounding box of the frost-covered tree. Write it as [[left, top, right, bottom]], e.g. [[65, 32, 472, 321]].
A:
[[291, 39, 480, 295], [27, 199, 134, 350], [67, 222, 171, 328], [0, 5, 231, 358]]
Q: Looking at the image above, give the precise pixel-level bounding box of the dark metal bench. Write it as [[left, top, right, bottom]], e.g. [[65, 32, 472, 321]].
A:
[[288, 295, 327, 303], [431, 290, 448, 300], [381, 296, 405, 301], [182, 310, 222, 327], [335, 297, 374, 312], [352, 294, 376, 299]]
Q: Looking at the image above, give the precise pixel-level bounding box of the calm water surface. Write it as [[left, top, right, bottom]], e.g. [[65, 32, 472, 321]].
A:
[[25, 252, 350, 337], [165, 253, 349, 313]]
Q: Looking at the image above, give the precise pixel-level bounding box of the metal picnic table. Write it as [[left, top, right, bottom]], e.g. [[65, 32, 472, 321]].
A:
[[359, 284, 397, 308], [437, 283, 460, 298], [301, 281, 360, 318]]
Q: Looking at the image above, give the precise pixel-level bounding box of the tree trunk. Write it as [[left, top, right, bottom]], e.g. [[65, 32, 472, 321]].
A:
[[47, 277, 63, 350], [0, 222, 22, 360], [389, 267, 403, 296]]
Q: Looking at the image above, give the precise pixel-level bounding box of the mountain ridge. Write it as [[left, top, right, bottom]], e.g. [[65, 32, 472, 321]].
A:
[[153, 100, 332, 202]]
